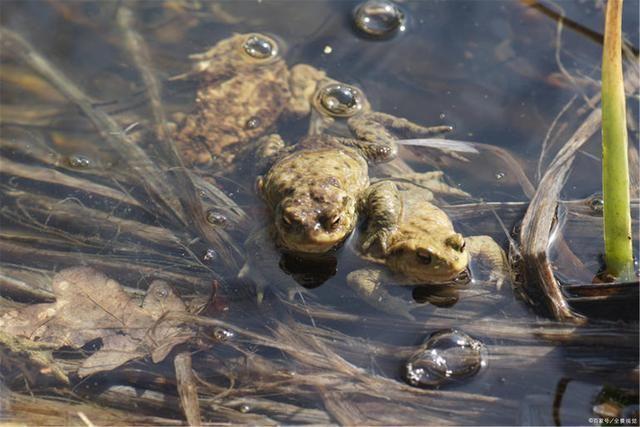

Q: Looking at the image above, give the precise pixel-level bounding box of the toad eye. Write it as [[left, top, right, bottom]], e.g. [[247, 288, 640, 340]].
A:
[[416, 250, 432, 265], [446, 233, 466, 252]]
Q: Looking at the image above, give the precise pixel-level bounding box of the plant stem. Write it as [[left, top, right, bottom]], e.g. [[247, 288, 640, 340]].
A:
[[601, 0, 634, 280]]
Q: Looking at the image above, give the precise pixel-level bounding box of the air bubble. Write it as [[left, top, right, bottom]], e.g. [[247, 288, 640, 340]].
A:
[[495, 172, 505, 180], [587, 194, 604, 215], [242, 34, 277, 60], [315, 83, 363, 117], [213, 327, 234, 342], [206, 210, 228, 226], [67, 154, 92, 169], [353, 0, 406, 38], [203, 249, 217, 262], [404, 329, 487, 388], [239, 404, 250, 413], [245, 117, 261, 129], [155, 286, 169, 299]]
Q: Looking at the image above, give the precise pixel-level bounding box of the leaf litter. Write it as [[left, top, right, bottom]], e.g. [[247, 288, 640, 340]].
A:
[[0, 266, 194, 377]]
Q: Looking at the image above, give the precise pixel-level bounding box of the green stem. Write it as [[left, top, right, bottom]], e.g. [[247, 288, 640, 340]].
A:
[[601, 0, 634, 280]]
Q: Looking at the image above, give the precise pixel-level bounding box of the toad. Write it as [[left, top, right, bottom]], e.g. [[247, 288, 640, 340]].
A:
[[173, 33, 327, 166], [347, 181, 510, 319], [255, 111, 459, 255]]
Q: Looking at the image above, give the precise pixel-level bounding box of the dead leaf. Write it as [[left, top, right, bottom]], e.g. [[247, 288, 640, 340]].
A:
[[0, 267, 194, 377]]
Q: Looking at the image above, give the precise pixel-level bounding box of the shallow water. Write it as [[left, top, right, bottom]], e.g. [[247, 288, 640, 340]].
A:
[[1, 1, 639, 425]]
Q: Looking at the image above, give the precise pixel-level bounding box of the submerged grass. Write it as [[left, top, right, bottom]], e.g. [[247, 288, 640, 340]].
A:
[[601, 0, 634, 280]]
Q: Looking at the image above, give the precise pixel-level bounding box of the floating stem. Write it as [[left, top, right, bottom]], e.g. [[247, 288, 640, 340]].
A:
[[601, 0, 634, 280]]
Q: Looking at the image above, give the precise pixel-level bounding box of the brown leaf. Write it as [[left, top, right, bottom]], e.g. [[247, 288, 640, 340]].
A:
[[0, 267, 194, 377], [78, 335, 145, 377]]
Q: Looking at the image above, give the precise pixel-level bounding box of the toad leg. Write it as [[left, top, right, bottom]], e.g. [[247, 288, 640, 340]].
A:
[[286, 64, 327, 117], [465, 235, 510, 290], [347, 268, 415, 321], [339, 112, 452, 163], [254, 133, 293, 174], [393, 171, 471, 198], [239, 227, 313, 302], [360, 181, 402, 255]]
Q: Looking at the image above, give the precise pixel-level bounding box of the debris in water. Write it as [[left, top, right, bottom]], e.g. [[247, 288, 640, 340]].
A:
[[0, 267, 194, 377]]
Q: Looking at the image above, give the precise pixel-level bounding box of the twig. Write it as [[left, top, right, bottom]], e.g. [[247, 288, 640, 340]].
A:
[[174, 351, 202, 426], [522, 0, 639, 56]]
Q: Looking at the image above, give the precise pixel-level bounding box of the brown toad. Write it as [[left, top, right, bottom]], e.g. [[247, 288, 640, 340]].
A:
[[347, 181, 510, 319], [255, 111, 459, 255], [173, 33, 326, 166]]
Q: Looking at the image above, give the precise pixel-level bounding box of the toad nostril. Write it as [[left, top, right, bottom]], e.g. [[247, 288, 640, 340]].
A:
[[416, 250, 432, 265], [325, 215, 341, 230], [282, 210, 297, 227], [320, 210, 342, 230]]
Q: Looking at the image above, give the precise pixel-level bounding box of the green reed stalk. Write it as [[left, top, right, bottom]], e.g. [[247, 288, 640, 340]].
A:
[[601, 0, 634, 280]]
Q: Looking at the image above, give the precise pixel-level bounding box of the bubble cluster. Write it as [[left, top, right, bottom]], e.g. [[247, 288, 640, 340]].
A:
[[353, 0, 406, 38], [316, 83, 363, 117], [67, 154, 92, 169], [213, 327, 234, 342], [404, 329, 487, 388]]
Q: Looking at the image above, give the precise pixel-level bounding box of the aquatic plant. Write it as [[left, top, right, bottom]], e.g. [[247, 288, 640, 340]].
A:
[[601, 0, 634, 280]]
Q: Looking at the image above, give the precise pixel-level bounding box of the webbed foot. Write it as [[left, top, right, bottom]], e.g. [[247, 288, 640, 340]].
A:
[[287, 64, 327, 117], [241, 227, 314, 303], [340, 111, 453, 164], [347, 268, 415, 321], [360, 180, 402, 255], [361, 226, 394, 255], [353, 112, 453, 137]]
